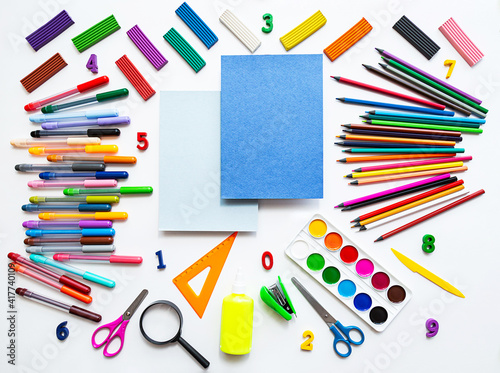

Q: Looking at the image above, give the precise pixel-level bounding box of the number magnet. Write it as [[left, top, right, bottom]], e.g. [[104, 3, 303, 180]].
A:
[[137, 132, 149, 150], [301, 330, 314, 351], [86, 54, 98, 73], [262, 251, 273, 270], [422, 234, 435, 253], [156, 250, 166, 269], [56, 321, 69, 341], [426, 318, 439, 337], [262, 13, 273, 33]]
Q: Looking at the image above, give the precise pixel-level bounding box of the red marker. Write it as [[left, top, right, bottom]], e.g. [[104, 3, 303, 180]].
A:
[[53, 254, 142, 264], [24, 76, 109, 111]]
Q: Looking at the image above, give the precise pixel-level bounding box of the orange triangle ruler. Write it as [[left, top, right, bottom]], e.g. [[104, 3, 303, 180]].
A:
[[172, 232, 237, 318]]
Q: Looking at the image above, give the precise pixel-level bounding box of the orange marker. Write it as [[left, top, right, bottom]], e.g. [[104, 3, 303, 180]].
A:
[[38, 212, 128, 220], [47, 155, 136, 164], [29, 145, 118, 155]]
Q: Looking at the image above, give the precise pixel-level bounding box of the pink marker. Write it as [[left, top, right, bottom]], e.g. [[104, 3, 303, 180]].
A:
[[352, 156, 473, 173], [53, 254, 142, 264], [28, 179, 118, 188], [24, 76, 109, 111]]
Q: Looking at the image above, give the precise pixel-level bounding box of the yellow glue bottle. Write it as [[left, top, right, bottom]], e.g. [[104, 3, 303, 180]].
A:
[[220, 268, 254, 355]]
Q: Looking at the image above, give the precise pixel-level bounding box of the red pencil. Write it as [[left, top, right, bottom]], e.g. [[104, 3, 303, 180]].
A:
[[332, 76, 445, 110], [374, 189, 485, 241], [351, 179, 464, 224]]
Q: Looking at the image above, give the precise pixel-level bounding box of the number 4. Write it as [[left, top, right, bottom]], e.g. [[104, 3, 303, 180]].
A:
[[137, 132, 149, 150]]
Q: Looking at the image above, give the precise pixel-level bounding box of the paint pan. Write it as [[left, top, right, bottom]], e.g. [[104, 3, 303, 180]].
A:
[[285, 214, 412, 332]]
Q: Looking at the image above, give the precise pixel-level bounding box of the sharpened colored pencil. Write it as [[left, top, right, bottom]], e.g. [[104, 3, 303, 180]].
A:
[[352, 156, 471, 172], [337, 141, 453, 149], [375, 189, 485, 241], [335, 174, 452, 208], [351, 179, 465, 223], [331, 76, 445, 109], [343, 128, 462, 142], [350, 166, 467, 185], [346, 161, 463, 178], [342, 123, 461, 137], [361, 65, 471, 115], [338, 134, 455, 146], [366, 110, 484, 124], [336, 98, 454, 116], [355, 184, 464, 226], [361, 114, 480, 128], [338, 153, 454, 163], [366, 119, 482, 134], [343, 147, 463, 154]]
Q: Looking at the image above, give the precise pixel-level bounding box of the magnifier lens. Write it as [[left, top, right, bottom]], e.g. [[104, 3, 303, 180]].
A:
[[140, 303, 180, 343]]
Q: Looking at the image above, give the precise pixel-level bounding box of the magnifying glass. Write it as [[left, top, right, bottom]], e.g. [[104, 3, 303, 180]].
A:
[[139, 300, 210, 369]]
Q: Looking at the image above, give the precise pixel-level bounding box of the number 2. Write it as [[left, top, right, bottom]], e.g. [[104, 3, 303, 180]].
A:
[[137, 132, 149, 150], [301, 330, 314, 351]]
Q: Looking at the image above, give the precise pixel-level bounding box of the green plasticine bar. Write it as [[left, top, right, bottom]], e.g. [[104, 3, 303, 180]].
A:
[[366, 120, 483, 134], [71, 15, 121, 53], [163, 28, 206, 73], [64, 187, 153, 195], [383, 57, 488, 114]]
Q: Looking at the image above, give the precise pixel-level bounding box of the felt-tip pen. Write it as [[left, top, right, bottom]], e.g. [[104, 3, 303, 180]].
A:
[[29, 145, 118, 155], [38, 171, 128, 180], [23, 220, 113, 228], [31, 129, 121, 138], [38, 212, 128, 220], [41, 117, 130, 130], [28, 180, 117, 188], [29, 109, 119, 123], [53, 254, 142, 264], [24, 236, 114, 245], [29, 196, 119, 204], [64, 186, 153, 195], [11, 138, 100, 147], [25, 228, 115, 237], [47, 155, 136, 164], [16, 163, 105, 172], [26, 245, 116, 254], [22, 204, 112, 212], [41, 89, 129, 113]]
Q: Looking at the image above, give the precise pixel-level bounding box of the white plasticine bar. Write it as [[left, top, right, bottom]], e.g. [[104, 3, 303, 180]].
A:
[[219, 10, 261, 53]]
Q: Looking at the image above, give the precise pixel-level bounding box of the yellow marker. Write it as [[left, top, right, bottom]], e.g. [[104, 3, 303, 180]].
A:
[[38, 212, 128, 220], [301, 330, 314, 351], [391, 248, 465, 298], [348, 161, 463, 179], [280, 11, 326, 51], [358, 185, 464, 226], [444, 60, 456, 79]]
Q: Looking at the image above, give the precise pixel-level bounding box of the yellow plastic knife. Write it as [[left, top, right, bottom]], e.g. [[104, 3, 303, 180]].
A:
[[391, 248, 465, 298]]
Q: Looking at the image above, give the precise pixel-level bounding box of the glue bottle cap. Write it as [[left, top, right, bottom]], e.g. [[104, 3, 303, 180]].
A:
[[232, 267, 246, 294]]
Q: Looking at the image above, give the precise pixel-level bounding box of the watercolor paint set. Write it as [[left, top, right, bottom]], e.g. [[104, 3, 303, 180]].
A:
[[285, 214, 412, 332]]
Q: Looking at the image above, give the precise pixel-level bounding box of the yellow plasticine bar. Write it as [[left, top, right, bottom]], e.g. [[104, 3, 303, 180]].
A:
[[279, 10, 326, 51], [323, 18, 372, 62], [444, 60, 456, 79], [38, 212, 128, 220]]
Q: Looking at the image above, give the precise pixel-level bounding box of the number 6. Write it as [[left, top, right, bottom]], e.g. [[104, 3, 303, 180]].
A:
[[137, 132, 149, 150]]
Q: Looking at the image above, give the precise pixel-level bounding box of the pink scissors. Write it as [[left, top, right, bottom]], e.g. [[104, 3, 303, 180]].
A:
[[91, 289, 148, 357]]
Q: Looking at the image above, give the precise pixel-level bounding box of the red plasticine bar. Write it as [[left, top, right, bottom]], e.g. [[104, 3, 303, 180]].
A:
[[21, 53, 67, 93], [115, 55, 155, 101], [439, 18, 484, 67]]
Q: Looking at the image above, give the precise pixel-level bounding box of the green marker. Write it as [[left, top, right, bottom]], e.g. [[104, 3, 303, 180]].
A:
[[41, 89, 129, 114], [30, 196, 120, 204], [365, 119, 483, 134], [64, 186, 153, 196], [382, 57, 488, 114]]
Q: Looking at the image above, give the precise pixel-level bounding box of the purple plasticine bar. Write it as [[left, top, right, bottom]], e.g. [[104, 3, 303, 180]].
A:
[[126, 25, 168, 70], [25, 10, 75, 51], [376, 48, 482, 105]]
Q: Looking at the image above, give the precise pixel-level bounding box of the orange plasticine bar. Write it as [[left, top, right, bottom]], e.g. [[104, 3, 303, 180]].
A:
[[324, 18, 372, 62]]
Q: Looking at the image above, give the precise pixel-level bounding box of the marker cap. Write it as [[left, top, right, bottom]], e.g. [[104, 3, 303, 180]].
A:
[[94, 212, 128, 220], [69, 305, 102, 322], [83, 272, 115, 288], [87, 129, 121, 137], [86, 145, 118, 153], [96, 88, 129, 102], [76, 76, 109, 92], [102, 156, 136, 164], [86, 196, 119, 204], [60, 286, 92, 303], [81, 228, 115, 236]]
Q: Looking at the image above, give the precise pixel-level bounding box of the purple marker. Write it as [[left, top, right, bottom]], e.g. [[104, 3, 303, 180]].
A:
[[336, 173, 452, 208], [375, 48, 482, 105], [42, 116, 130, 130], [23, 220, 113, 229]]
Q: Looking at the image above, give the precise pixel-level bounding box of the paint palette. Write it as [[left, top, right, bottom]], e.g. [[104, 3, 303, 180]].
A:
[[285, 214, 412, 332]]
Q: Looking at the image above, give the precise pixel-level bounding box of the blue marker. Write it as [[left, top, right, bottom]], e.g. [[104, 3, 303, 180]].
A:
[[25, 228, 115, 237]]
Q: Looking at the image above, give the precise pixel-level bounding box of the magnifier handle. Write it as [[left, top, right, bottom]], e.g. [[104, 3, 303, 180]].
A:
[[178, 336, 210, 369]]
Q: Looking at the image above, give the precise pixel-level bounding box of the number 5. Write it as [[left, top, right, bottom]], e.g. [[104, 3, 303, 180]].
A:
[[137, 132, 149, 150]]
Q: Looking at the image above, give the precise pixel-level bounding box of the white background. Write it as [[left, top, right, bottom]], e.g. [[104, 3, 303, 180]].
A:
[[1, 0, 499, 372]]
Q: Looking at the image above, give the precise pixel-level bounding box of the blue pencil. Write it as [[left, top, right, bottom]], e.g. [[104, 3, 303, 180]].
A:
[[336, 98, 455, 116], [366, 110, 485, 124]]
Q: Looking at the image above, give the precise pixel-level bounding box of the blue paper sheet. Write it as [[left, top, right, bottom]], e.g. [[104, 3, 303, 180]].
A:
[[159, 91, 258, 231], [221, 54, 323, 199]]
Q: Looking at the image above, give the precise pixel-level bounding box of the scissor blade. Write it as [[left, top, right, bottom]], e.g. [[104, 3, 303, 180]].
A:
[[123, 289, 149, 320], [291, 277, 336, 325]]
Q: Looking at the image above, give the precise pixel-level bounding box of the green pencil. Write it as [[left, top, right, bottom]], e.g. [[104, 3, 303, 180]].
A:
[[365, 119, 483, 134], [360, 115, 480, 128], [343, 148, 464, 154], [382, 57, 488, 114]]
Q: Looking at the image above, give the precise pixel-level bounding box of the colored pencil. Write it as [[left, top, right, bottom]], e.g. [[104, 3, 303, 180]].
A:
[[382, 58, 487, 114], [366, 111, 485, 124], [331, 76, 445, 109], [352, 156, 472, 172], [375, 48, 482, 104], [343, 128, 462, 142], [338, 134, 455, 147], [338, 153, 455, 163], [336, 141, 453, 149], [359, 191, 469, 231], [346, 161, 463, 179], [361, 65, 471, 116], [374, 189, 485, 241], [350, 166, 467, 185], [336, 98, 454, 116], [351, 179, 464, 223], [366, 120, 482, 134], [361, 115, 481, 128], [335, 173, 452, 208], [343, 148, 463, 154], [342, 123, 461, 137], [355, 184, 464, 227]]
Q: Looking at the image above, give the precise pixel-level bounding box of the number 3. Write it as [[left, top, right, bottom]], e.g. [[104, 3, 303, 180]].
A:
[[137, 132, 149, 150], [301, 330, 314, 351]]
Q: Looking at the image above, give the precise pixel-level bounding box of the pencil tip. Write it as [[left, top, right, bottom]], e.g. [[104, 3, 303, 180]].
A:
[[368, 110, 376, 114], [335, 142, 343, 145], [336, 203, 344, 208], [359, 226, 366, 231], [379, 63, 388, 68], [352, 217, 360, 223], [350, 180, 359, 185], [332, 76, 340, 81], [353, 168, 361, 172], [362, 64, 371, 69], [353, 222, 361, 227], [360, 115, 369, 119], [375, 236, 383, 242], [338, 158, 346, 163], [346, 174, 353, 178], [337, 97, 345, 101], [365, 120, 372, 124], [375, 48, 384, 53]]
